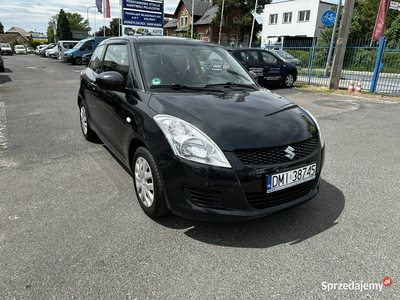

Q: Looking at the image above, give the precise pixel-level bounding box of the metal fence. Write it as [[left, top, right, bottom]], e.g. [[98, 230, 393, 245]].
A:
[[266, 37, 400, 96]]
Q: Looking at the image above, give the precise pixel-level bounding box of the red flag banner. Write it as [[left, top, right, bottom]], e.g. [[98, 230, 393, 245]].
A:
[[372, 0, 391, 40], [106, 0, 111, 18]]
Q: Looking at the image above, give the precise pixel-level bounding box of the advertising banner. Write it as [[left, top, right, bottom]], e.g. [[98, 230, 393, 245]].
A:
[[121, 0, 164, 36]]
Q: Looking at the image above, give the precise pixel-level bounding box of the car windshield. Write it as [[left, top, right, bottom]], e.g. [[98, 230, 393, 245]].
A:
[[273, 50, 294, 59], [73, 41, 84, 50], [15, 46, 24, 49], [1, 44, 10, 47], [138, 43, 257, 92]]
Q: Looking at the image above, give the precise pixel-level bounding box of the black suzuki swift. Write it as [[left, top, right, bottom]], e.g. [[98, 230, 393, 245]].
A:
[[78, 36, 325, 221]]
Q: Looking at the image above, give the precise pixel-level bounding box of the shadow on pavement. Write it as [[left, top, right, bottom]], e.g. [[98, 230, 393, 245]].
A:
[[0, 74, 12, 84], [155, 179, 344, 248]]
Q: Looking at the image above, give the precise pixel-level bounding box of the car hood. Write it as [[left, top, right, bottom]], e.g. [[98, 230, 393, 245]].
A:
[[148, 89, 317, 151]]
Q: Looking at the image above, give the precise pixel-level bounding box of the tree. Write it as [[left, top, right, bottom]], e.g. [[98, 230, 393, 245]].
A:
[[214, 0, 271, 40], [110, 18, 121, 36], [0, 21, 4, 33], [95, 26, 111, 36], [57, 9, 73, 40], [66, 12, 90, 31], [385, 14, 400, 41]]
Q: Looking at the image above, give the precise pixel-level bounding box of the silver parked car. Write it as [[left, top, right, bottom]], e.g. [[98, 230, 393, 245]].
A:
[[270, 50, 302, 69]]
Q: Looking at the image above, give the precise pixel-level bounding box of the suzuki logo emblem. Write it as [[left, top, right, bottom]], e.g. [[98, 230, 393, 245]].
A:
[[284, 146, 295, 160]]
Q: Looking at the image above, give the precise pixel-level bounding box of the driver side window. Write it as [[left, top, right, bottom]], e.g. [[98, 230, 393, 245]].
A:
[[261, 51, 278, 64], [89, 44, 105, 73]]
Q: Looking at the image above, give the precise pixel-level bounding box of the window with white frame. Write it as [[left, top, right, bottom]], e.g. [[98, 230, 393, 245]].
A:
[[233, 17, 238, 24], [298, 10, 310, 22], [178, 33, 182, 37], [185, 17, 188, 26], [198, 33, 204, 40], [283, 12, 292, 24], [231, 34, 238, 46], [180, 17, 184, 26], [269, 14, 278, 25]]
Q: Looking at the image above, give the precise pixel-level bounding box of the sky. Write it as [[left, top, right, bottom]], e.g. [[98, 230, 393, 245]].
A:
[[0, 0, 181, 35]]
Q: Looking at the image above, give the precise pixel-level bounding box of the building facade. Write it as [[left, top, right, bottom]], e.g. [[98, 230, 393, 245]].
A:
[[164, 0, 253, 46], [261, 0, 333, 47]]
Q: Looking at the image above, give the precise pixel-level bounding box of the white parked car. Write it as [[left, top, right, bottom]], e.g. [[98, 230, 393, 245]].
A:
[[0, 43, 13, 55], [14, 45, 27, 54]]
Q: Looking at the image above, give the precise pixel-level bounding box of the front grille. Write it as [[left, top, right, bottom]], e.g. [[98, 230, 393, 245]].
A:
[[246, 179, 316, 209], [188, 188, 225, 209], [234, 137, 318, 166]]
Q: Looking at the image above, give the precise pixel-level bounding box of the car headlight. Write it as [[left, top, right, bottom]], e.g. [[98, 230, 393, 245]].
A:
[[302, 108, 324, 147], [154, 114, 232, 168]]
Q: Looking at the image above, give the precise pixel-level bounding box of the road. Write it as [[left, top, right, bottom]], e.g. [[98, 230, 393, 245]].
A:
[[0, 55, 398, 299]]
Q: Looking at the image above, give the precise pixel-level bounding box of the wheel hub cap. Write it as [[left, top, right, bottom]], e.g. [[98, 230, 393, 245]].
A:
[[134, 157, 154, 207], [80, 106, 87, 135]]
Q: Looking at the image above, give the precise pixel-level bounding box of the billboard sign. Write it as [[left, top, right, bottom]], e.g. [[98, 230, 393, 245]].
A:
[[121, 0, 164, 36], [31, 34, 48, 43]]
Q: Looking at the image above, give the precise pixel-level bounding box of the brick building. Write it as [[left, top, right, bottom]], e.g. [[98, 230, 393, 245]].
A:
[[164, 0, 253, 46], [0, 27, 31, 44]]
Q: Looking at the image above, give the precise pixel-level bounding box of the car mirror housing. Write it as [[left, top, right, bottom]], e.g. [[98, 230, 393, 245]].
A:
[[96, 71, 126, 92], [249, 71, 258, 80]]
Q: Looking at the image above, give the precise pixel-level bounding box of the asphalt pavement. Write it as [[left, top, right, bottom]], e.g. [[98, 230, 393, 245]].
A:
[[0, 54, 398, 299]]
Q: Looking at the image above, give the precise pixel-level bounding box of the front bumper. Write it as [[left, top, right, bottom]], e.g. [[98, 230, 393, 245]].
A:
[[63, 56, 73, 63], [159, 141, 325, 221], [2, 50, 12, 55]]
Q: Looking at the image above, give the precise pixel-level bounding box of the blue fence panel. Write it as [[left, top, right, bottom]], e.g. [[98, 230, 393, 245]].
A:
[[374, 39, 400, 95]]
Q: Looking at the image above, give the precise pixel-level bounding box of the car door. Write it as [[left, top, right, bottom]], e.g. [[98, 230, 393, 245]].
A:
[[235, 50, 267, 84], [89, 42, 132, 158], [260, 50, 284, 84]]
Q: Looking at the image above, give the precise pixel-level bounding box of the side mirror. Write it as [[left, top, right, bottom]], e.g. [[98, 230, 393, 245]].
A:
[[96, 71, 126, 92], [249, 71, 258, 80]]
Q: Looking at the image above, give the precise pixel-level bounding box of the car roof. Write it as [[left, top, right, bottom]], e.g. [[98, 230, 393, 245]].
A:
[[101, 36, 220, 47]]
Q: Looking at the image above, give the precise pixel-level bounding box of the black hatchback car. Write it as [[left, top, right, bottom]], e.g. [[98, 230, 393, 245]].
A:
[[78, 36, 324, 221], [229, 48, 298, 88]]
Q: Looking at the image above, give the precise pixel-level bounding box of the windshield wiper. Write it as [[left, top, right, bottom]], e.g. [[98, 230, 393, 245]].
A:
[[204, 82, 257, 90], [150, 84, 226, 93]]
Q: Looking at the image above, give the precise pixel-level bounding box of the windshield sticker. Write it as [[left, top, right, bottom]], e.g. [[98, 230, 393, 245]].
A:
[[152, 78, 161, 85]]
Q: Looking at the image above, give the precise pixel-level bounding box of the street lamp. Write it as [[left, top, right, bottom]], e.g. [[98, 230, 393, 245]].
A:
[[87, 6, 97, 36]]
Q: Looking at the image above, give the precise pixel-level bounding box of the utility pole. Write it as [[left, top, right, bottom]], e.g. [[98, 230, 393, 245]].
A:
[[249, 0, 258, 47], [328, 0, 355, 89], [324, 0, 341, 77]]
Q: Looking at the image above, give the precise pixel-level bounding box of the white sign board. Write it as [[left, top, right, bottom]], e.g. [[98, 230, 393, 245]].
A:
[[390, 1, 400, 11]]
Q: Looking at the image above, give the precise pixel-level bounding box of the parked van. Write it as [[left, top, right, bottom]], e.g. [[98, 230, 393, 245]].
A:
[[63, 37, 110, 65], [58, 40, 78, 59], [262, 37, 283, 50]]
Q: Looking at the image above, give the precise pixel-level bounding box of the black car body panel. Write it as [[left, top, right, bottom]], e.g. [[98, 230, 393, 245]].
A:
[[78, 36, 324, 221], [229, 48, 298, 86]]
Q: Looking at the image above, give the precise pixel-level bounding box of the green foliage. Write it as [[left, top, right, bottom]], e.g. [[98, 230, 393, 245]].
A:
[[95, 26, 111, 36], [110, 18, 121, 37], [385, 14, 400, 41], [213, 0, 270, 39], [187, 24, 198, 39], [57, 9, 73, 40], [10, 40, 21, 49], [66, 12, 90, 31], [0, 21, 4, 33], [26, 37, 41, 49]]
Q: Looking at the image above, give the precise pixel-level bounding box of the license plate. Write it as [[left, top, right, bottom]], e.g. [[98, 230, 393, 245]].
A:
[[267, 163, 317, 193]]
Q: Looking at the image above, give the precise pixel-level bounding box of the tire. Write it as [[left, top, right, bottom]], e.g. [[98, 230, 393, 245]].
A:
[[132, 147, 170, 218], [74, 57, 82, 65], [79, 102, 96, 142], [282, 72, 295, 88], [0, 66, 4, 72]]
